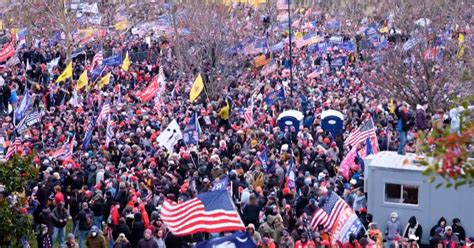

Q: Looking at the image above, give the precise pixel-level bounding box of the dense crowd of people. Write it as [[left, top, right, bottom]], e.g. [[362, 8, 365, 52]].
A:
[[0, 2, 471, 248]]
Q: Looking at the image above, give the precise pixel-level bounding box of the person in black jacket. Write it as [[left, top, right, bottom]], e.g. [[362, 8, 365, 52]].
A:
[[52, 202, 69, 246], [76, 202, 93, 248], [113, 218, 132, 243], [242, 194, 261, 229], [91, 192, 105, 230], [131, 213, 145, 248], [403, 216, 423, 245], [395, 103, 413, 155], [452, 218, 466, 245]]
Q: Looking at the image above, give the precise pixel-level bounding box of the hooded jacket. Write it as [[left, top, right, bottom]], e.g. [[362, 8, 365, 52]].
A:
[[403, 216, 423, 244], [386, 213, 402, 241], [430, 217, 447, 237]]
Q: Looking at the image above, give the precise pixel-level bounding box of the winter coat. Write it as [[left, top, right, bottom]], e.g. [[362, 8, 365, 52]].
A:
[[386, 219, 402, 241], [137, 238, 159, 248], [430, 217, 447, 237], [38, 208, 54, 236], [52, 206, 69, 228], [403, 216, 423, 244], [415, 105, 429, 130], [86, 234, 107, 248]]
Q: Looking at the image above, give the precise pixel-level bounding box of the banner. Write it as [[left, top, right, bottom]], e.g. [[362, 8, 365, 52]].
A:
[[0, 42, 15, 63], [195, 232, 256, 248], [136, 76, 160, 102], [212, 177, 228, 191]]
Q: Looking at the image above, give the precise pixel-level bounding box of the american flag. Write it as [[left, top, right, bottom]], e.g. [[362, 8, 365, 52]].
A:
[[345, 118, 377, 148], [50, 135, 75, 160], [5, 137, 22, 160], [244, 107, 253, 127], [311, 192, 362, 242], [161, 190, 245, 236], [96, 102, 111, 125], [91, 51, 103, 70], [312, 192, 349, 231]]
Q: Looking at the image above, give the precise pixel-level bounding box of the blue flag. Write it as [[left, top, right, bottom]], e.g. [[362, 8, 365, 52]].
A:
[[212, 177, 228, 191], [14, 90, 30, 125], [195, 232, 256, 248], [82, 115, 96, 150], [366, 136, 374, 155], [264, 87, 285, 107], [183, 112, 202, 145], [259, 148, 268, 171], [102, 54, 122, 66]]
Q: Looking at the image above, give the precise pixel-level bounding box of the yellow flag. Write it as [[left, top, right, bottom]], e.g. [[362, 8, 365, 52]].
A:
[[98, 73, 111, 89], [458, 33, 465, 43], [76, 70, 88, 90], [122, 51, 130, 71], [249, 0, 266, 6], [56, 62, 73, 83], [389, 98, 395, 114], [189, 74, 204, 102], [115, 20, 128, 31]]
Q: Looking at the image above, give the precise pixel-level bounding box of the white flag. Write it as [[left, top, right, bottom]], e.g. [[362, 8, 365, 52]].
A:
[[155, 119, 182, 152]]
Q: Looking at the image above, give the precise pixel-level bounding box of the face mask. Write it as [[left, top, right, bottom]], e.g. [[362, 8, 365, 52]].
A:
[[91, 232, 97, 237], [391, 217, 397, 222]]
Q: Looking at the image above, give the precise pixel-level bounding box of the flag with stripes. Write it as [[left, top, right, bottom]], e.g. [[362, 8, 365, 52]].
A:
[[311, 192, 362, 242], [91, 51, 103, 70], [161, 190, 244, 236], [14, 90, 31, 125], [5, 137, 22, 160], [345, 118, 377, 147], [96, 102, 111, 125], [82, 116, 96, 151], [105, 117, 114, 147], [244, 107, 253, 127], [50, 135, 75, 160], [15, 111, 41, 133]]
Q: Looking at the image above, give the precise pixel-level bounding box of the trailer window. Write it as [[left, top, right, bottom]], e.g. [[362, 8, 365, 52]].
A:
[[385, 183, 419, 205]]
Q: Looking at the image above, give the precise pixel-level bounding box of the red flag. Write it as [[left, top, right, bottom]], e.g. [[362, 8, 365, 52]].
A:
[[0, 42, 15, 63], [136, 76, 160, 102]]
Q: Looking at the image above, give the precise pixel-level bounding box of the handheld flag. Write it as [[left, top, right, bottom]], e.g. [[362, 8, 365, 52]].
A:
[[183, 112, 202, 145], [212, 177, 229, 191], [121, 51, 130, 71], [311, 192, 362, 242], [195, 232, 256, 248], [14, 89, 31, 124], [98, 73, 111, 89], [161, 190, 244, 236], [56, 62, 73, 83], [82, 117, 96, 151], [366, 136, 374, 155], [389, 98, 395, 114], [50, 135, 75, 160], [76, 70, 88, 90], [264, 87, 285, 107], [189, 73, 204, 102], [155, 119, 183, 152]]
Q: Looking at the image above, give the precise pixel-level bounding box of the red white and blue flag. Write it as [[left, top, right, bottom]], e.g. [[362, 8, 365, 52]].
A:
[[161, 190, 245, 236], [96, 102, 111, 125], [91, 51, 103, 70], [311, 192, 362, 242], [50, 135, 75, 160]]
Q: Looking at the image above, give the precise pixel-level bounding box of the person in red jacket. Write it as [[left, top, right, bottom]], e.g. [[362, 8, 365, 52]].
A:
[[295, 233, 316, 248], [343, 234, 362, 248], [110, 202, 120, 226], [54, 185, 64, 206]]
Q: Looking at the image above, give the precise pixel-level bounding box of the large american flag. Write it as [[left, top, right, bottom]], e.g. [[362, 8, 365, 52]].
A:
[[345, 118, 377, 147], [91, 51, 103, 70], [161, 190, 245, 236]]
